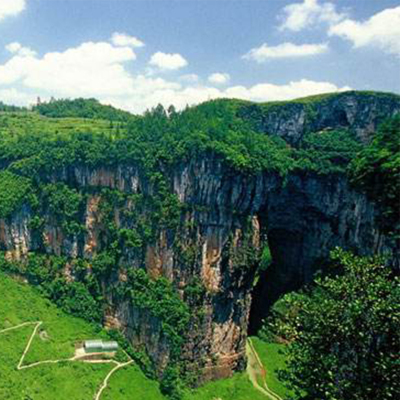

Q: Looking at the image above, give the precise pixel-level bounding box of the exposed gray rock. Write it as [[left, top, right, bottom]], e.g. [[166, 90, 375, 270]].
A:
[[238, 91, 400, 144]]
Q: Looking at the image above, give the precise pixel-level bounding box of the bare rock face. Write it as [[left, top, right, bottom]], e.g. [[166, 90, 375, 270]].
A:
[[238, 91, 400, 144], [249, 172, 392, 333], [0, 205, 32, 260], [0, 91, 399, 383]]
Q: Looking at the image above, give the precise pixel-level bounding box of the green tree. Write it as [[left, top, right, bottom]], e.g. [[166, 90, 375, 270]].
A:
[[350, 115, 400, 237], [267, 249, 400, 400]]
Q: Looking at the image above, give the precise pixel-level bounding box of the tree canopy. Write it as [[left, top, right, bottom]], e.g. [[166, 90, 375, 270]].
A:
[[33, 98, 134, 121], [261, 249, 400, 400], [350, 114, 400, 237]]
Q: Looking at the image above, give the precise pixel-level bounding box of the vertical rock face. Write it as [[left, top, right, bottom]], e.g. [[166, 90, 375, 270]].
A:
[[239, 91, 400, 144], [0, 205, 32, 259], [0, 92, 398, 382], [0, 159, 393, 381], [249, 173, 391, 333]]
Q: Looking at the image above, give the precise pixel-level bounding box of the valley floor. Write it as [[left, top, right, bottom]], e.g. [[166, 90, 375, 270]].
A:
[[0, 272, 288, 400]]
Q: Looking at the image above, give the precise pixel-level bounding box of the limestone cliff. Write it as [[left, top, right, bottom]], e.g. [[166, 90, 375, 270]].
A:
[[239, 91, 400, 144], [0, 91, 399, 384]]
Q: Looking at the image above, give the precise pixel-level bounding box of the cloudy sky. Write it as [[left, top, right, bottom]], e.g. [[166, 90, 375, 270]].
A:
[[0, 0, 399, 113]]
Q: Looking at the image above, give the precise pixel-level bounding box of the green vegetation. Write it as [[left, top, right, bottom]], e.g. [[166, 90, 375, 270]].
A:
[[117, 268, 191, 399], [294, 129, 362, 174], [0, 328, 109, 400], [0, 112, 125, 138], [0, 170, 33, 218], [350, 114, 400, 237], [0, 101, 26, 112], [0, 270, 165, 400], [0, 270, 286, 400], [183, 373, 267, 400], [0, 250, 192, 398], [41, 183, 86, 235], [262, 249, 400, 400], [101, 364, 165, 400], [34, 98, 134, 122], [1, 93, 399, 398], [0, 93, 395, 222], [0, 254, 104, 323], [251, 337, 292, 398], [120, 268, 190, 355]]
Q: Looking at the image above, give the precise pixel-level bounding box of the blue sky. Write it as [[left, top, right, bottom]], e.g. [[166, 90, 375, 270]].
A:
[[0, 0, 399, 113]]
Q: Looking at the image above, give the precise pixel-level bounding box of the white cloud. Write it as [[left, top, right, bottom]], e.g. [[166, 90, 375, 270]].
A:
[[208, 73, 230, 85], [179, 74, 199, 83], [0, 88, 35, 105], [0, 41, 137, 96], [279, 0, 345, 32], [149, 52, 188, 71], [6, 42, 36, 57], [5, 42, 22, 53], [0, 40, 349, 113], [111, 32, 144, 48], [329, 6, 400, 57], [224, 79, 350, 102], [244, 42, 328, 62], [0, 0, 25, 22]]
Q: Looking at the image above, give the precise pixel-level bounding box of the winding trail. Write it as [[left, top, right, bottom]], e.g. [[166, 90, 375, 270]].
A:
[[94, 360, 134, 400], [246, 338, 283, 400], [0, 321, 133, 399], [17, 321, 43, 370]]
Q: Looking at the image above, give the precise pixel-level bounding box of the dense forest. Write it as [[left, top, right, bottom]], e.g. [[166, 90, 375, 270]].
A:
[[33, 98, 135, 122], [1, 94, 399, 234]]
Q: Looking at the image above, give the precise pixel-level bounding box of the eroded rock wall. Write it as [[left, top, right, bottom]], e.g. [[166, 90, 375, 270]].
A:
[[0, 157, 393, 381], [239, 91, 400, 144]]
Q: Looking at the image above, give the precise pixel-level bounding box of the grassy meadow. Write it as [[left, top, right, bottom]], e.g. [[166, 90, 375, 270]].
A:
[[0, 271, 288, 400], [0, 271, 163, 400]]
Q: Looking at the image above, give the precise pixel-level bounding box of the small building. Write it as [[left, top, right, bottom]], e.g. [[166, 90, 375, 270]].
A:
[[84, 340, 119, 353]]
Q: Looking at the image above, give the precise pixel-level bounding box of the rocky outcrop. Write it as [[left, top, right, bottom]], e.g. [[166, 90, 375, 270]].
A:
[[1, 91, 399, 383], [238, 91, 400, 144], [249, 172, 392, 333], [0, 205, 32, 259]]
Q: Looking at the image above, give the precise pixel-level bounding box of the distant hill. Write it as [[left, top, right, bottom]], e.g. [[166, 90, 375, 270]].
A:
[[33, 98, 135, 122]]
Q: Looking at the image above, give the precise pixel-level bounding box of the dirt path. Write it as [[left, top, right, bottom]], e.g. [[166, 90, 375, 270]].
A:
[[0, 321, 40, 334], [18, 321, 43, 369], [246, 338, 283, 400], [0, 321, 134, 400], [94, 360, 134, 400]]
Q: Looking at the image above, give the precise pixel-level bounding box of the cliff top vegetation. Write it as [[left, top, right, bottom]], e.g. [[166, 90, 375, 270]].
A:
[[0, 90, 398, 228]]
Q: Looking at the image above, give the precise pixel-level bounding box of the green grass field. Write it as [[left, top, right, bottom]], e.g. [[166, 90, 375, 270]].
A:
[[101, 364, 165, 400], [184, 372, 267, 400], [0, 271, 290, 400], [0, 112, 126, 138], [250, 337, 292, 399], [0, 271, 164, 400]]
